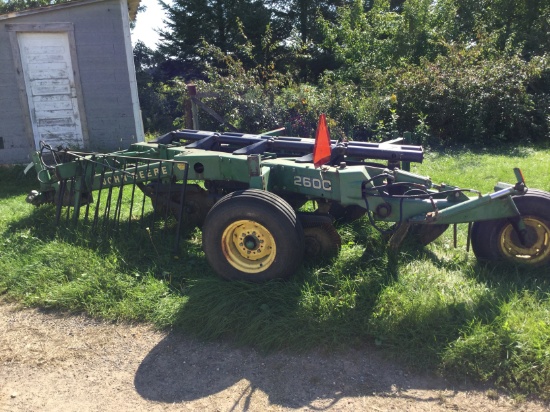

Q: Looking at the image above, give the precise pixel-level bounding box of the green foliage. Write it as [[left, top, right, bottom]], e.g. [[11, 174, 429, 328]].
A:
[[320, 0, 430, 74], [178, 38, 550, 144], [156, 0, 354, 81], [158, 0, 273, 66], [186, 39, 291, 133], [133, 41, 192, 133], [391, 50, 550, 144], [433, 0, 550, 58], [186, 42, 387, 139], [0, 0, 69, 13], [278, 80, 386, 139], [273, 0, 354, 44], [316, 0, 550, 144], [135, 0, 550, 144]]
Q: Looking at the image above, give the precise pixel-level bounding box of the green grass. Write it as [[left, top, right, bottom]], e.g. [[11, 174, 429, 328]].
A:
[[412, 145, 550, 192], [1, 145, 550, 399]]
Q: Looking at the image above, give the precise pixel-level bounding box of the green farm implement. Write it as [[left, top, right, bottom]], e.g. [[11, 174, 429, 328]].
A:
[[26, 121, 550, 281]]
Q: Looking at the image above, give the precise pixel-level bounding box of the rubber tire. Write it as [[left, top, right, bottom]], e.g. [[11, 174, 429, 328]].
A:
[[298, 213, 341, 259], [471, 189, 550, 266], [202, 189, 304, 281], [303, 223, 341, 259]]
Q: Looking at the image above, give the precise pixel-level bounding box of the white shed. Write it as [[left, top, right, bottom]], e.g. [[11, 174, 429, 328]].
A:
[[0, 0, 144, 164]]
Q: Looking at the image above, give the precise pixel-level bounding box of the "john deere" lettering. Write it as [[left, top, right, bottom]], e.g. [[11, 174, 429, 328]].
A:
[[101, 166, 169, 186]]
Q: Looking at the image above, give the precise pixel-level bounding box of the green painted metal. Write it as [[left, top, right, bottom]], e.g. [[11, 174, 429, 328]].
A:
[[27, 129, 529, 235]]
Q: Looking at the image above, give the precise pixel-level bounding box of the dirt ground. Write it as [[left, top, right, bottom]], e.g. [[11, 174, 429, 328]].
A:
[[0, 301, 548, 412]]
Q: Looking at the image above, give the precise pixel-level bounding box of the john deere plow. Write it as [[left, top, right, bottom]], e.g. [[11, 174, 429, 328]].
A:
[[26, 118, 550, 281]]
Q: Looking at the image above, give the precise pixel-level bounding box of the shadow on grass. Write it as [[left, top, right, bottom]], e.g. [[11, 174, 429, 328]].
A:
[[132, 232, 491, 408], [5, 201, 198, 261], [0, 165, 37, 200], [7, 204, 545, 351]]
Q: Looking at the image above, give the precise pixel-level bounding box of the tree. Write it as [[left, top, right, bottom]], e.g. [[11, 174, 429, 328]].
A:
[[157, 0, 272, 67], [0, 0, 69, 13], [156, 0, 356, 81], [133, 41, 192, 133], [429, 0, 550, 58], [264, 0, 355, 80], [266, 0, 354, 44], [320, 0, 440, 76]]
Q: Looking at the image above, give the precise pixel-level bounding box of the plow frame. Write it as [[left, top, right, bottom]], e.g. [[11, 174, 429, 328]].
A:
[[24, 128, 549, 280]]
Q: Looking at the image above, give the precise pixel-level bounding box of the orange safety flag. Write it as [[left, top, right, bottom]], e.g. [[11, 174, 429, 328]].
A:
[[313, 113, 332, 168]]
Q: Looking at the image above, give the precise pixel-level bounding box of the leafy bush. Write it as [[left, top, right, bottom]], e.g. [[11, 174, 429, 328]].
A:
[[140, 40, 550, 145], [390, 50, 550, 144], [182, 41, 290, 133], [183, 43, 379, 139], [186, 42, 390, 140]]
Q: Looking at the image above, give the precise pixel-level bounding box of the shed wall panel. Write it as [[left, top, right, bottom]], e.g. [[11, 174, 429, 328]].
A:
[[0, 0, 143, 164], [0, 29, 34, 162]]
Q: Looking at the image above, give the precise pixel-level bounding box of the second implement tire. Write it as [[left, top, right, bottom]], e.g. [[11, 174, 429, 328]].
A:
[[202, 189, 305, 282], [471, 189, 550, 266]]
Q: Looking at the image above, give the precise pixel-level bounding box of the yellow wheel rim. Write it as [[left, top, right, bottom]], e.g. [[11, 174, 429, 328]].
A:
[[221, 220, 276, 274], [499, 217, 550, 265]]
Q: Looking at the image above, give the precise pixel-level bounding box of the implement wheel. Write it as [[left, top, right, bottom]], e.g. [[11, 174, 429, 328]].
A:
[[148, 183, 213, 228], [299, 214, 341, 259], [471, 190, 550, 266], [202, 190, 304, 281], [409, 224, 449, 246], [303, 224, 341, 259]]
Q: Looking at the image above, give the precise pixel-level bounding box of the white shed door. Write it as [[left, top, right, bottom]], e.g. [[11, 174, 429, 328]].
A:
[[18, 32, 84, 150]]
